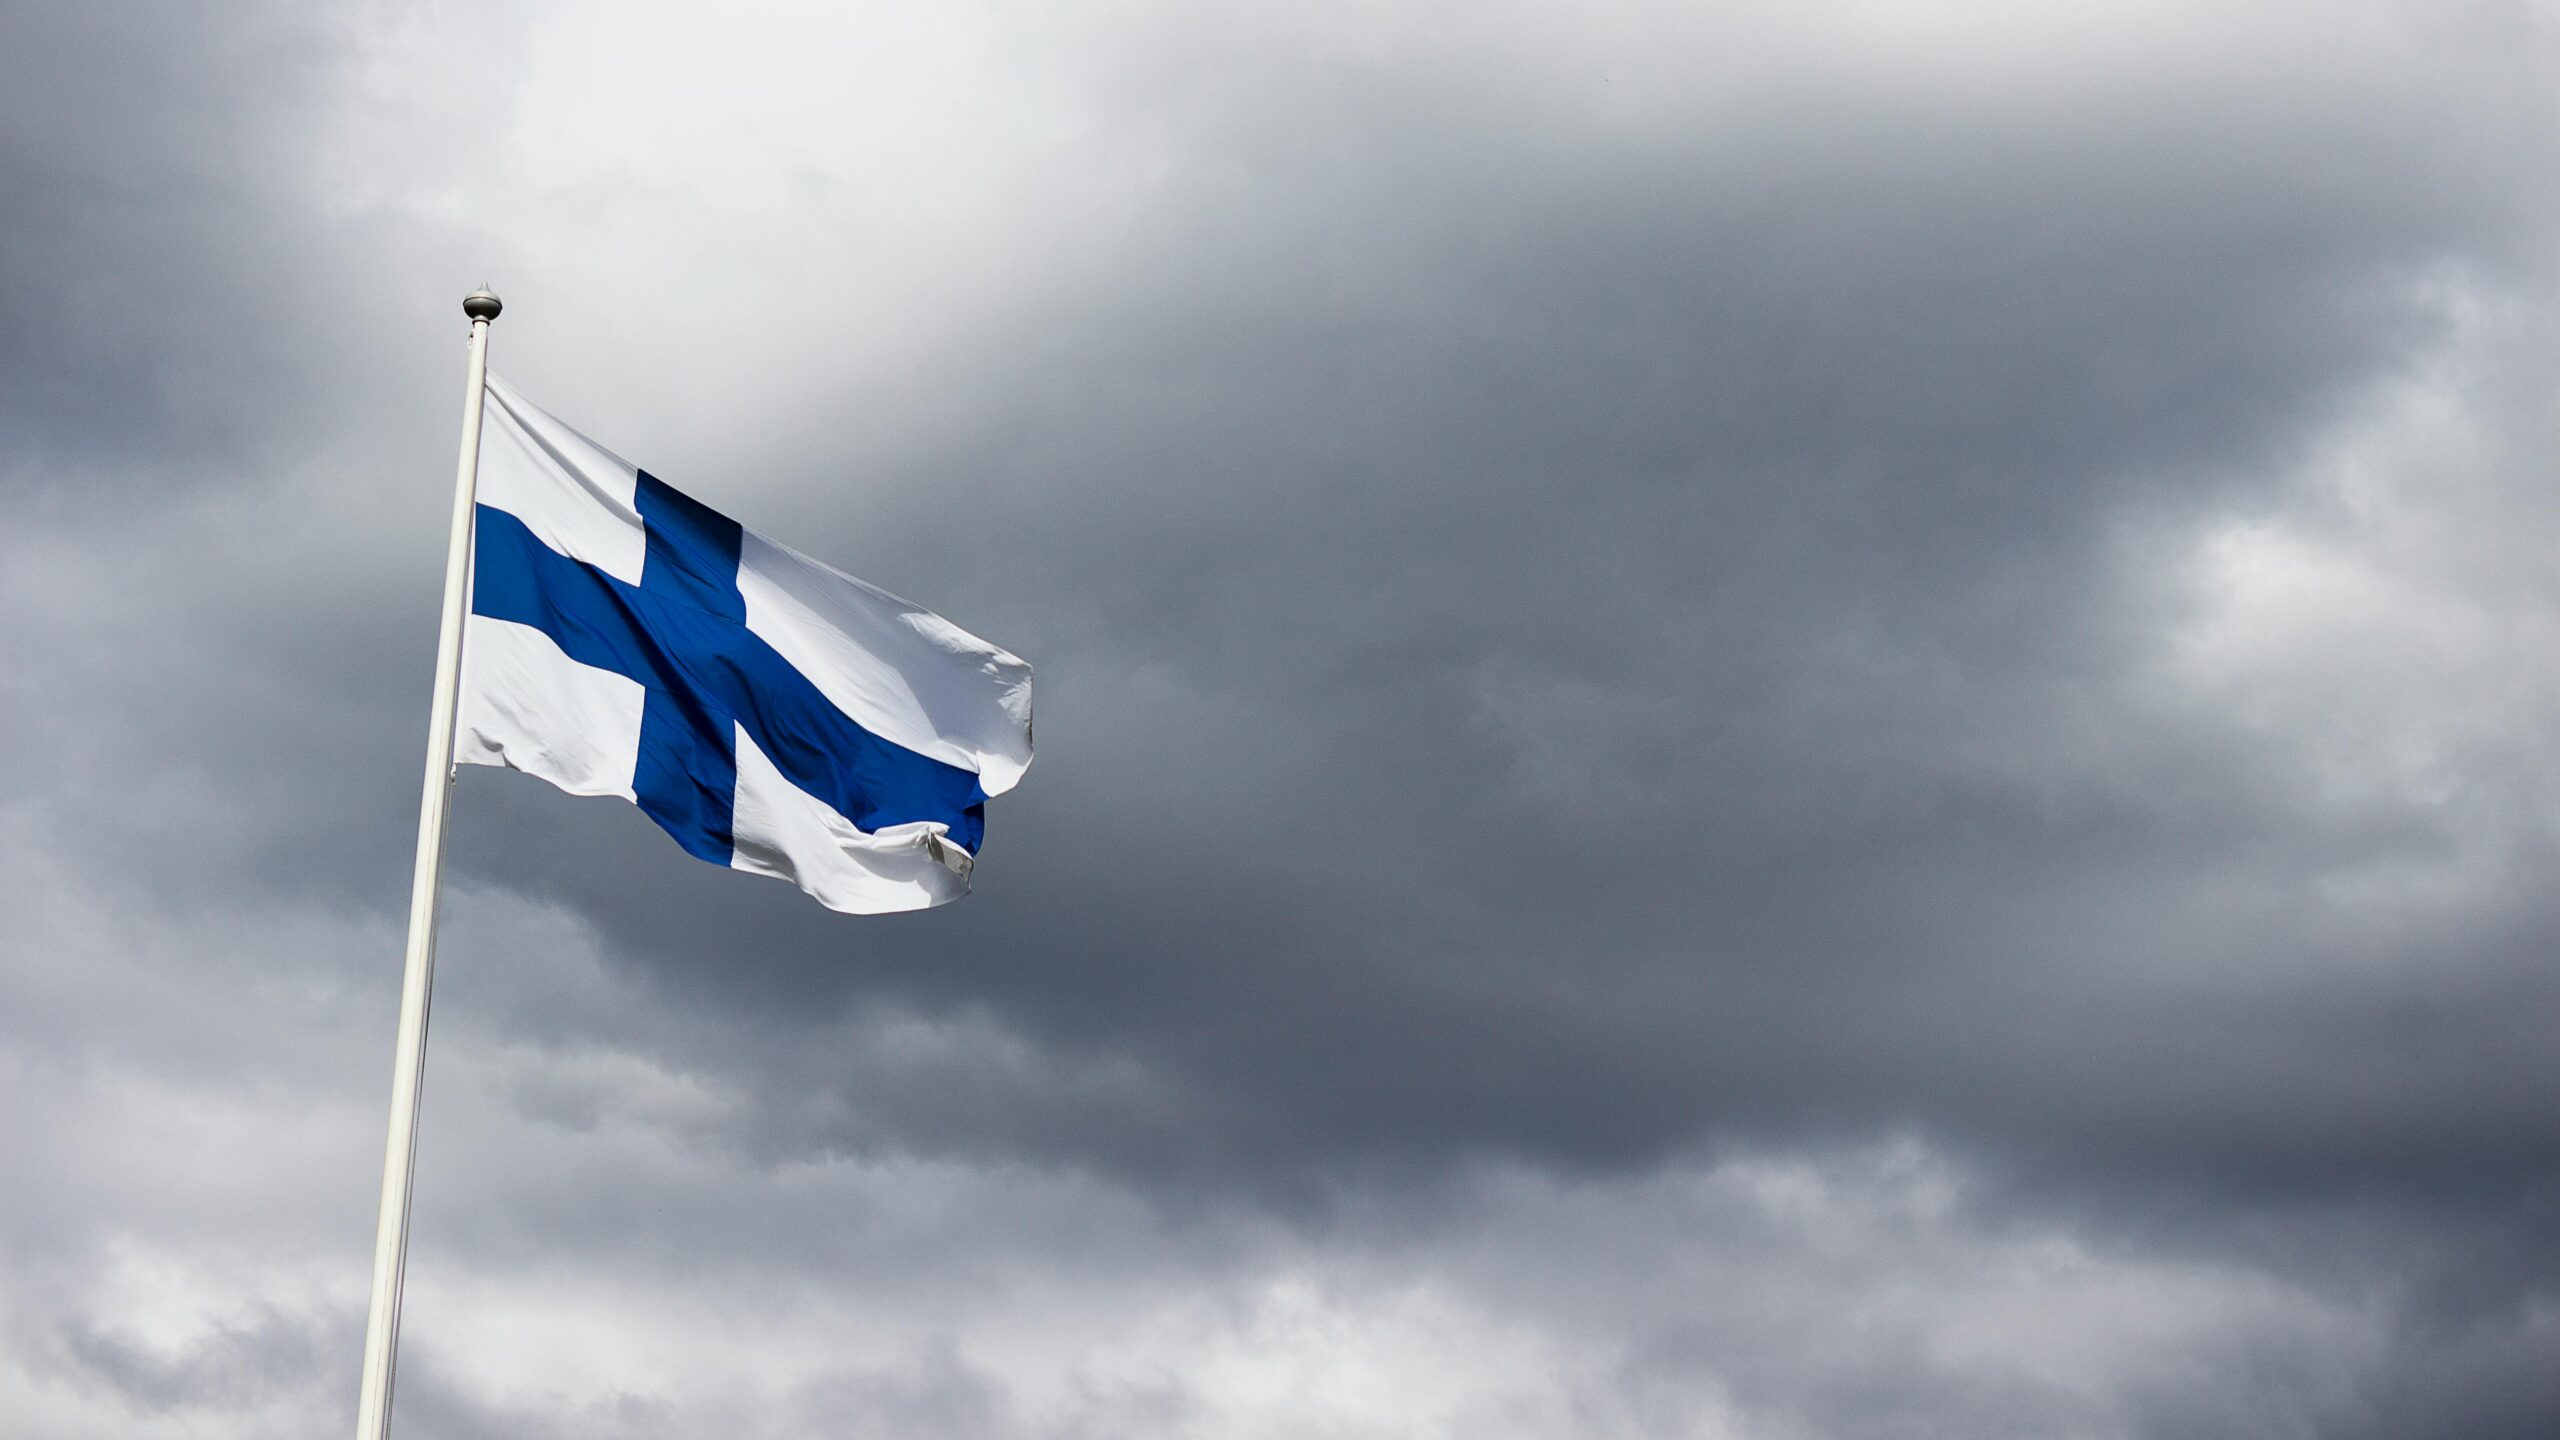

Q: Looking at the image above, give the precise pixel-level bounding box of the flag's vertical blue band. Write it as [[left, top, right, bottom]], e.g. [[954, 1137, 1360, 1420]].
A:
[[631, 472, 745, 863]]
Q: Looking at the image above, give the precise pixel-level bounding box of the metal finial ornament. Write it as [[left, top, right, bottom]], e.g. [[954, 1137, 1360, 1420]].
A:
[[462, 286, 503, 322]]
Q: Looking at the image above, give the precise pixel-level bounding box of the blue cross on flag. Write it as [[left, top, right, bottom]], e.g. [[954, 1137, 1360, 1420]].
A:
[[456, 375, 1033, 913]]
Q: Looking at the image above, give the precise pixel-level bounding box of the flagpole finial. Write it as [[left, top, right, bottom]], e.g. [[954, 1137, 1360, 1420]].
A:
[[463, 286, 503, 323]]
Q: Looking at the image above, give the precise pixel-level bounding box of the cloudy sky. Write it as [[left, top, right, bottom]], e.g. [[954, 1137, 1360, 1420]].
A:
[[6, 1, 2560, 1435]]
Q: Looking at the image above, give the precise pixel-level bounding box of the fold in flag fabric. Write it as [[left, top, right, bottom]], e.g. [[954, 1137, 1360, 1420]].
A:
[[457, 374, 1033, 914]]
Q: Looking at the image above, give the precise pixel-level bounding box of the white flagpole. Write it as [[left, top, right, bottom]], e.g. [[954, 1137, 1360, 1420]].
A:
[[355, 286, 502, 1440]]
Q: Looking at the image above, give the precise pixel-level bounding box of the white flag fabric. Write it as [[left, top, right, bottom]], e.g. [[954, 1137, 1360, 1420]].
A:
[[456, 374, 1033, 913]]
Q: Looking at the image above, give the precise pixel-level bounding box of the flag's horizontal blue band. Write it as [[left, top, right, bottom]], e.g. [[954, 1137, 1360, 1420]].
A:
[[472, 502, 989, 854]]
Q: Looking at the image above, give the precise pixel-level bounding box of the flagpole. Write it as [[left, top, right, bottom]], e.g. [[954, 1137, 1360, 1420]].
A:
[[355, 286, 502, 1440]]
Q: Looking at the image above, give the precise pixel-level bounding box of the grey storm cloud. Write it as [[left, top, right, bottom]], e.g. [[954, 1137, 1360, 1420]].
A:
[[6, 1, 2560, 1436]]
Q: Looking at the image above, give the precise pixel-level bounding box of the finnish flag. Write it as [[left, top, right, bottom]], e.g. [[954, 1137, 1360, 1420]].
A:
[[456, 375, 1033, 914]]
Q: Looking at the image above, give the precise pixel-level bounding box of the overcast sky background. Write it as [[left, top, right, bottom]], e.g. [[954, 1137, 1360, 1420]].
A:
[[6, 1, 2560, 1436]]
